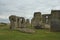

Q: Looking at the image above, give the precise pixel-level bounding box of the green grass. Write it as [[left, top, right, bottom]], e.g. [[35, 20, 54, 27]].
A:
[[0, 25, 60, 40]]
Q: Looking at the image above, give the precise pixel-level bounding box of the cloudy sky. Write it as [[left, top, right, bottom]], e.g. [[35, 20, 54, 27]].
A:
[[0, 0, 60, 23]]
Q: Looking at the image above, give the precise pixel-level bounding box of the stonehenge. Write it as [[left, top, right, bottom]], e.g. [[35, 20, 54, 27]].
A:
[[42, 14, 51, 24], [42, 14, 51, 29], [25, 19, 30, 28], [31, 12, 42, 29], [25, 19, 30, 24], [9, 15, 17, 30], [9, 10, 60, 32], [9, 15, 26, 30], [18, 17, 25, 28], [50, 10, 60, 32], [9, 15, 35, 33]]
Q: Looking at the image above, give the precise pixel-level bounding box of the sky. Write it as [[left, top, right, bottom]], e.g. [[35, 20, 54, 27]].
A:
[[0, 0, 60, 23]]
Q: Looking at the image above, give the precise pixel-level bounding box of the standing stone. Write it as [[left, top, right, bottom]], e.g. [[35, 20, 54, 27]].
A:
[[25, 19, 30, 27], [50, 19, 60, 32], [9, 15, 17, 30], [17, 17, 21, 28], [9, 15, 35, 33], [18, 17, 25, 28], [42, 14, 51, 29], [26, 19, 30, 24], [50, 10, 60, 32], [42, 14, 51, 24], [31, 12, 42, 29]]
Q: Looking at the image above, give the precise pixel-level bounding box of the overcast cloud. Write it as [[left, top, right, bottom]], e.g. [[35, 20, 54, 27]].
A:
[[0, 0, 60, 23]]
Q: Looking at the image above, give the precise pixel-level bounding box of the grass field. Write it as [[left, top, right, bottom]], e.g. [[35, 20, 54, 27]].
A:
[[0, 25, 60, 40]]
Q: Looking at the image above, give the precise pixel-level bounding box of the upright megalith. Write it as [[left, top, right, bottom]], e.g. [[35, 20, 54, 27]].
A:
[[31, 12, 42, 29], [9, 15, 26, 30], [9, 15, 17, 30], [18, 18, 35, 33], [51, 10, 60, 19], [50, 19, 60, 32], [25, 19, 30, 28], [26, 19, 30, 24], [42, 14, 51, 24], [18, 17, 25, 28], [50, 10, 60, 32], [41, 14, 51, 29], [34, 12, 42, 21]]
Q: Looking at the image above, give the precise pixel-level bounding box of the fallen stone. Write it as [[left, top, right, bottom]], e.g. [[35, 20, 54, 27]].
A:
[[17, 28, 35, 34]]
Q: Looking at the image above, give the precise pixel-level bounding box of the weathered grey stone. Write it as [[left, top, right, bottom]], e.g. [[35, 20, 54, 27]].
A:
[[18, 17, 25, 28], [9, 15, 26, 30], [50, 19, 60, 32], [25, 19, 30, 27], [51, 10, 60, 19], [50, 10, 60, 32], [17, 28, 35, 33], [31, 12, 42, 29], [26, 19, 30, 24], [42, 14, 51, 24], [9, 15, 17, 30], [9, 15, 35, 33]]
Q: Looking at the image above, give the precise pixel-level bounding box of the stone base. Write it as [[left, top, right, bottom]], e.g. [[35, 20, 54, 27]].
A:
[[50, 19, 60, 32]]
